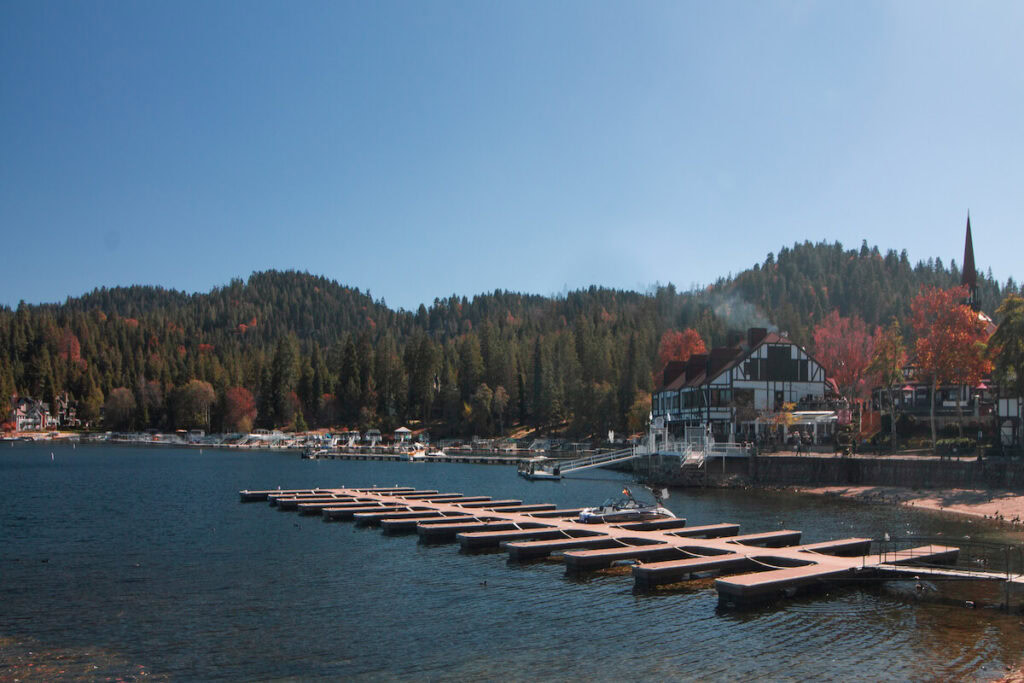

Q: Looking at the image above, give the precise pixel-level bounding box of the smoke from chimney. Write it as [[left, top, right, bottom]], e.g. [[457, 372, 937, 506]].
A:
[[701, 291, 777, 333]]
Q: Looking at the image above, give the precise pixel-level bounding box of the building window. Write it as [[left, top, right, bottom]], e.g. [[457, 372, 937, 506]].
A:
[[745, 359, 761, 381], [710, 389, 733, 407], [767, 345, 797, 381]]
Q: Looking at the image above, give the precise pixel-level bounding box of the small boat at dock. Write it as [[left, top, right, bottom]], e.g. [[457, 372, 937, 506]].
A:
[[578, 487, 674, 524], [517, 457, 562, 481]]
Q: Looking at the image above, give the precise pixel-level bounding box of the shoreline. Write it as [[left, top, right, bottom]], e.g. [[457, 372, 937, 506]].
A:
[[790, 484, 1024, 530], [11, 434, 1024, 531]]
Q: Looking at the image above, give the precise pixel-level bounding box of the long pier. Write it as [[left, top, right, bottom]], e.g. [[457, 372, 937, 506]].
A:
[[239, 485, 1024, 607]]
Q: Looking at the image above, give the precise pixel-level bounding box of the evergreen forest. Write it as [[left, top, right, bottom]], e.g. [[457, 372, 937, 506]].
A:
[[1, 240, 1018, 438]]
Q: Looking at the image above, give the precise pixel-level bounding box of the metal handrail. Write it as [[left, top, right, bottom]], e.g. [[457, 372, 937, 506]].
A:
[[866, 535, 1024, 580], [558, 446, 639, 474]]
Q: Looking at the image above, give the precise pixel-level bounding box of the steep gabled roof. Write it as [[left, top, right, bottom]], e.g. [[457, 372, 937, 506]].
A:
[[689, 331, 813, 389], [656, 329, 825, 393]]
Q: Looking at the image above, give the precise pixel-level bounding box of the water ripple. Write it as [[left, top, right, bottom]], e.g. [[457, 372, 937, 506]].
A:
[[2, 444, 1023, 680]]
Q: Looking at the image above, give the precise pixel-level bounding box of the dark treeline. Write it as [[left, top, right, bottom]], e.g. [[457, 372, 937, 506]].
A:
[[718, 240, 1016, 345], [0, 241, 1016, 437]]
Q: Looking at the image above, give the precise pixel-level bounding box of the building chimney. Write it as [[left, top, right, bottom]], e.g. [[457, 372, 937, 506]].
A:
[[662, 361, 686, 388], [747, 328, 768, 348], [686, 354, 708, 380]]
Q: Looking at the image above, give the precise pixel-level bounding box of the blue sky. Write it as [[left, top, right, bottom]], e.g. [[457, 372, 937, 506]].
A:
[[2, 2, 1022, 311]]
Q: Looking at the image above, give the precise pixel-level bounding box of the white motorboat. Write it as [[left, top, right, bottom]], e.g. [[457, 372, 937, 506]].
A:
[[577, 487, 674, 524], [517, 457, 562, 481]]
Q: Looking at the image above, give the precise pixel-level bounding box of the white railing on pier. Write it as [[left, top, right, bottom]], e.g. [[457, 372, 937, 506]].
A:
[[706, 442, 749, 457], [652, 440, 693, 458], [557, 446, 641, 475], [682, 448, 705, 467]]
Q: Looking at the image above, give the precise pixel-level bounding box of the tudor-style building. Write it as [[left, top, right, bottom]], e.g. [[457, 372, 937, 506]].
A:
[[652, 327, 829, 441]]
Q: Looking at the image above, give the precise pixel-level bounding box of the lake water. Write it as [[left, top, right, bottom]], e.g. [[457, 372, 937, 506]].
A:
[[2, 443, 1023, 680]]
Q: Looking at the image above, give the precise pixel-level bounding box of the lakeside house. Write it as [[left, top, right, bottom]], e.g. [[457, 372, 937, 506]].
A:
[[868, 364, 996, 427], [54, 392, 79, 428], [651, 327, 829, 443], [7, 393, 82, 432], [9, 396, 59, 432], [338, 429, 361, 448]]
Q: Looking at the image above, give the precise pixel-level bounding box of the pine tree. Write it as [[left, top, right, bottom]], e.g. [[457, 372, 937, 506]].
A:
[[991, 294, 1024, 399]]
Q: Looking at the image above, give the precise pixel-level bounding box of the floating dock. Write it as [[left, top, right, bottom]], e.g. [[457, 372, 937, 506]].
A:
[[239, 485, 1024, 607]]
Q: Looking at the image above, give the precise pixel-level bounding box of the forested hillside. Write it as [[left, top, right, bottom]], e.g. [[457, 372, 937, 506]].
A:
[[1, 241, 1017, 437], [718, 240, 1014, 344]]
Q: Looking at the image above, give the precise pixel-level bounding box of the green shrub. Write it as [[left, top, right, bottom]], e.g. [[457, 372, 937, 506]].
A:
[[935, 437, 976, 454], [940, 424, 962, 438]]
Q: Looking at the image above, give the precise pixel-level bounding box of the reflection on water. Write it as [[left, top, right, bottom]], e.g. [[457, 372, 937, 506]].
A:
[[0, 635, 166, 681], [1, 443, 1022, 681]]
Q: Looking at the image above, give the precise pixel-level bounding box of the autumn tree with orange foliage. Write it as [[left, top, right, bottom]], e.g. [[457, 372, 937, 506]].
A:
[[911, 285, 992, 447], [811, 311, 875, 399], [224, 387, 257, 433], [656, 329, 707, 377]]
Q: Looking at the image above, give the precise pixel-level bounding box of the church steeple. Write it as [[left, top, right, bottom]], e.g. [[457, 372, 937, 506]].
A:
[[961, 213, 979, 310]]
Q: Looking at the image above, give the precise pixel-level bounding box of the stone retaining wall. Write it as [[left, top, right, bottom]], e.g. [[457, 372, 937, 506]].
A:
[[639, 454, 1024, 489], [751, 455, 1024, 489]]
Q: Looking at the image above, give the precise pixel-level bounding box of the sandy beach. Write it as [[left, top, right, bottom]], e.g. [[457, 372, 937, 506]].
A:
[[793, 484, 1024, 529]]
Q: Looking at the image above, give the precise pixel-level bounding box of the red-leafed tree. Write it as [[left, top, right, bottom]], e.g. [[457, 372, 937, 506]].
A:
[[867, 319, 907, 450], [656, 329, 707, 374], [812, 311, 875, 399], [911, 285, 993, 446], [224, 386, 257, 433], [58, 328, 82, 364]]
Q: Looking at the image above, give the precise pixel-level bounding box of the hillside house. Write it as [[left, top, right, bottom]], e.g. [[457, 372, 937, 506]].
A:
[[9, 397, 57, 432], [54, 392, 79, 427]]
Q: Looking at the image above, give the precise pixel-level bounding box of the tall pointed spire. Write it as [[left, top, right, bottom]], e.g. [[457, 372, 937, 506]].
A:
[[961, 212, 978, 310]]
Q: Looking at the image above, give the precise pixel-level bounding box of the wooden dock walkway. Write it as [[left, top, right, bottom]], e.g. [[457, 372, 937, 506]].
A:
[[239, 485, 1022, 607]]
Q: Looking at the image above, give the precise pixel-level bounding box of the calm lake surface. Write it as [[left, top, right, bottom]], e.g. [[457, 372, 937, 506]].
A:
[[2, 443, 1023, 681]]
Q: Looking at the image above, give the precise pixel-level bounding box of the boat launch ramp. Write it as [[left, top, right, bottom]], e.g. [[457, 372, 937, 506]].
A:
[[239, 485, 1024, 608]]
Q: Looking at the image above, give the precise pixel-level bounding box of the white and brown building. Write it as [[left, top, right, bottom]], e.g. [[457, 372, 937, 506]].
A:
[[652, 328, 829, 442]]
